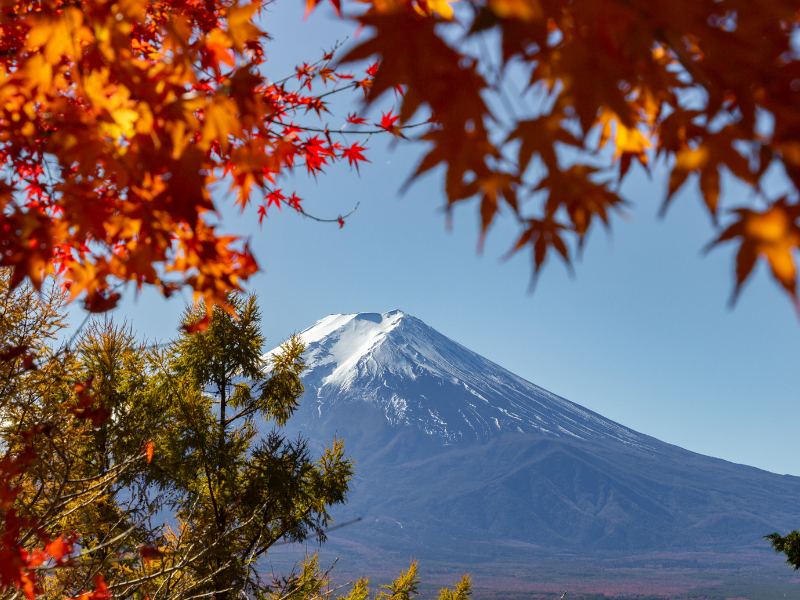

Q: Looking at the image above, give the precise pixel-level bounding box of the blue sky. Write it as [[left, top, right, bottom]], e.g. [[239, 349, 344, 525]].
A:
[[110, 2, 800, 476]]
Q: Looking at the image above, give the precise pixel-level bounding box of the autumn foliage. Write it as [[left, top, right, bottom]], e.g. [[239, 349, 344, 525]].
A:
[[0, 0, 381, 312], [0, 0, 799, 596], [326, 0, 800, 305], [1, 0, 798, 308]]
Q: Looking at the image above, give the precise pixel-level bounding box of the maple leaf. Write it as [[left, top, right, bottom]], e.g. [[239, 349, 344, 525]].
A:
[[473, 171, 520, 242], [377, 111, 401, 134], [408, 126, 497, 203], [356, 78, 373, 95], [709, 199, 800, 304], [25, 9, 91, 63], [267, 189, 285, 210], [227, 3, 261, 51], [539, 165, 626, 243], [230, 140, 271, 208], [508, 113, 580, 172], [287, 193, 303, 211], [342, 142, 370, 171], [205, 29, 236, 69], [302, 136, 335, 174], [342, 12, 488, 133], [296, 63, 316, 90], [201, 96, 243, 151], [662, 127, 753, 220], [506, 217, 572, 286], [319, 67, 337, 85], [347, 113, 368, 125]]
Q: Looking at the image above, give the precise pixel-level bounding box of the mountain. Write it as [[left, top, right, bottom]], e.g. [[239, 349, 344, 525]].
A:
[[267, 311, 800, 596], [277, 310, 651, 448]]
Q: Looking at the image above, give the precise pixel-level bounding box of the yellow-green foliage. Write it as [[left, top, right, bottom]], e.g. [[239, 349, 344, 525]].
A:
[[265, 556, 471, 600], [438, 576, 472, 600], [0, 279, 471, 599], [376, 562, 419, 600]]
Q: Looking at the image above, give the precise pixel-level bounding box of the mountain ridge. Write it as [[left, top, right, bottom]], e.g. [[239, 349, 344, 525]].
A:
[[272, 309, 658, 451], [265, 309, 800, 595]]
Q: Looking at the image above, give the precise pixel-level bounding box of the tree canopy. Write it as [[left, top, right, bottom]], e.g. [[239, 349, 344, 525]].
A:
[[0, 0, 797, 311], [334, 0, 800, 304]]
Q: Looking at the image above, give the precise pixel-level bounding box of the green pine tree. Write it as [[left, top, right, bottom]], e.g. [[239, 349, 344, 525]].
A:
[[145, 295, 353, 598], [766, 531, 800, 570]]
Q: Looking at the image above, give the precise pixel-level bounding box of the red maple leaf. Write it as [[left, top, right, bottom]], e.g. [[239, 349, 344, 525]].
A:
[[341, 142, 369, 171], [356, 78, 372, 95], [346, 113, 368, 125], [295, 62, 315, 80], [266, 189, 285, 210], [302, 136, 334, 174], [287, 193, 303, 211], [378, 111, 400, 133]]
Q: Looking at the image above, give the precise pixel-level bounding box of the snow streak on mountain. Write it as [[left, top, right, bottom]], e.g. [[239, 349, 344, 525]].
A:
[[270, 310, 651, 449]]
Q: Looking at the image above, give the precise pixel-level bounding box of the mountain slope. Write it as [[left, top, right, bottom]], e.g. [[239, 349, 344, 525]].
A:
[[276, 310, 652, 448], [268, 310, 800, 568]]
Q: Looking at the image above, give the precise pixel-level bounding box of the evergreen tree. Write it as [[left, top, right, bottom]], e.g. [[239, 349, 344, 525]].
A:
[[0, 277, 471, 599], [144, 295, 353, 598], [766, 531, 800, 570]]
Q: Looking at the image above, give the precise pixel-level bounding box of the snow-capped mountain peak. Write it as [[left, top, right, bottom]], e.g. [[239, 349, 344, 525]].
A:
[[269, 310, 652, 449], [298, 311, 405, 388]]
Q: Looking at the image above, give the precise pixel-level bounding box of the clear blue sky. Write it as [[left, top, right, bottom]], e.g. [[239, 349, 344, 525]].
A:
[[109, 2, 800, 476]]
